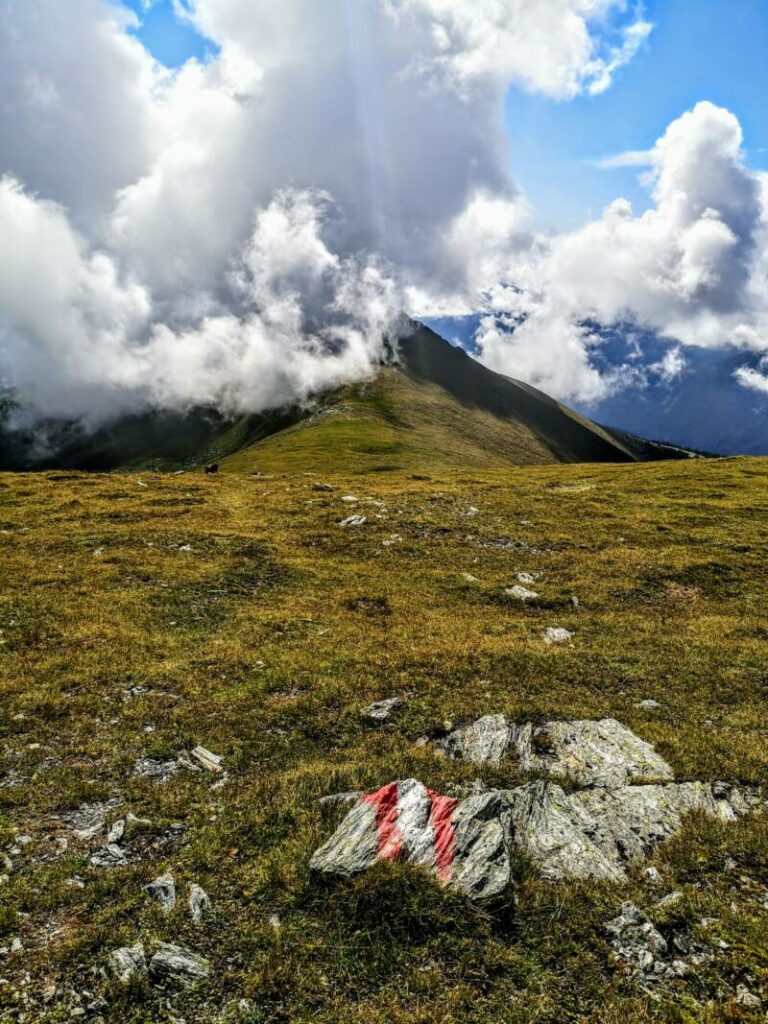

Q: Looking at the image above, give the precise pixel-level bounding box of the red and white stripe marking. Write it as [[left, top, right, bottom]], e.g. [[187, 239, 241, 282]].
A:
[[362, 780, 459, 883]]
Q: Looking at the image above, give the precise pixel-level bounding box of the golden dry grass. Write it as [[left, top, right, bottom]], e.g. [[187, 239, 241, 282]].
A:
[[1, 456, 767, 1022]]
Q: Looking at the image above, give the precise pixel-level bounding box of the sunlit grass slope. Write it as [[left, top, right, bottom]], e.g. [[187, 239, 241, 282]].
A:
[[1, 456, 767, 1023]]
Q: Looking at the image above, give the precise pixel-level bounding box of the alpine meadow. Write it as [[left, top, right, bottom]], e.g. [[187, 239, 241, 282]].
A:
[[2, 3, 768, 1023]]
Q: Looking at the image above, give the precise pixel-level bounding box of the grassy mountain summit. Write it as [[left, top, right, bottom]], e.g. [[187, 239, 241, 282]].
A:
[[0, 325, 696, 473]]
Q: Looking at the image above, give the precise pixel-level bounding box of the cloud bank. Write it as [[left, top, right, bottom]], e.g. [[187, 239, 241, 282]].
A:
[[469, 102, 768, 402], [0, 0, 765, 428]]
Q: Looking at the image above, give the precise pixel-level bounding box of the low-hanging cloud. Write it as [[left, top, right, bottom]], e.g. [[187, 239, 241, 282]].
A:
[[0, 0, 654, 429], [467, 102, 768, 402], [4, 0, 764, 428]]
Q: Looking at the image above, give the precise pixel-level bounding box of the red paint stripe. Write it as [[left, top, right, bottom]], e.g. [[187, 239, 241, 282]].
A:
[[427, 790, 458, 883], [363, 783, 458, 884], [363, 782, 403, 861]]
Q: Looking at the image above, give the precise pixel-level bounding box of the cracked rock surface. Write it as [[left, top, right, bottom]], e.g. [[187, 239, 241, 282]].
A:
[[440, 716, 674, 788], [313, 720, 763, 896], [310, 779, 514, 902]]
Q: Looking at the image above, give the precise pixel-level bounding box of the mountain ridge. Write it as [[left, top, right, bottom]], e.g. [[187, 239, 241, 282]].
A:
[[0, 324, 698, 472]]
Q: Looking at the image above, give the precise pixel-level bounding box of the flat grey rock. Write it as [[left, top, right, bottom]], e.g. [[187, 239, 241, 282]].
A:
[[506, 585, 539, 601], [505, 779, 754, 882], [149, 943, 211, 985], [63, 800, 121, 841], [109, 943, 147, 983], [518, 718, 674, 789], [310, 779, 513, 902], [133, 757, 180, 782], [144, 872, 176, 911], [361, 697, 403, 722], [438, 714, 515, 766], [542, 626, 573, 644], [440, 716, 674, 789], [340, 514, 366, 527], [89, 843, 127, 868]]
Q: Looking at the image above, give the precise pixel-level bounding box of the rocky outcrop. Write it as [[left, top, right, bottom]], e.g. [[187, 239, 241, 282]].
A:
[[506, 779, 757, 882], [439, 716, 674, 789], [312, 721, 763, 897], [310, 779, 514, 902]]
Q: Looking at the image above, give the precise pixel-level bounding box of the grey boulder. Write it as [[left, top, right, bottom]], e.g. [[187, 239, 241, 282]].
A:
[[149, 943, 211, 985], [440, 716, 674, 789], [361, 697, 403, 722], [108, 943, 147, 984], [310, 779, 513, 902], [144, 872, 176, 912]]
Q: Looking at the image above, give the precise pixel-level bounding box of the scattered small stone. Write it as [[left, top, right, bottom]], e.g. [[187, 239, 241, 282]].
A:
[[189, 884, 212, 926], [340, 515, 366, 527], [90, 844, 127, 869], [517, 572, 539, 584], [506, 585, 539, 601], [317, 791, 363, 807], [149, 943, 211, 986], [361, 697, 403, 722], [144, 873, 176, 912], [133, 758, 181, 783], [462, 573, 478, 583], [106, 820, 125, 844], [109, 944, 147, 984], [606, 902, 667, 974], [312, 483, 335, 492], [638, 699, 661, 709], [657, 891, 684, 909], [735, 985, 762, 1009], [644, 866, 662, 884], [64, 800, 122, 841], [542, 626, 573, 644], [341, 495, 358, 503], [190, 746, 223, 773]]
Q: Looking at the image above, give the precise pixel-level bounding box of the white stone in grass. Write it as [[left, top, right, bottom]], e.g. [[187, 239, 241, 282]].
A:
[[517, 572, 539, 584], [506, 585, 539, 601], [341, 495, 358, 503], [340, 515, 366, 527], [735, 985, 762, 1009], [361, 697, 403, 722], [189, 883, 212, 926], [190, 746, 223, 772], [108, 943, 147, 983], [637, 699, 661, 709], [148, 943, 211, 985], [542, 626, 573, 644]]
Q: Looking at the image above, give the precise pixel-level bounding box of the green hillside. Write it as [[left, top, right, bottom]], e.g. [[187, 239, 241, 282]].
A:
[[0, 326, 695, 473]]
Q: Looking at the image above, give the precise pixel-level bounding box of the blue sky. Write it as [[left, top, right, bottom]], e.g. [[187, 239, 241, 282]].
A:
[[504, 0, 768, 228], [121, 0, 768, 231]]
